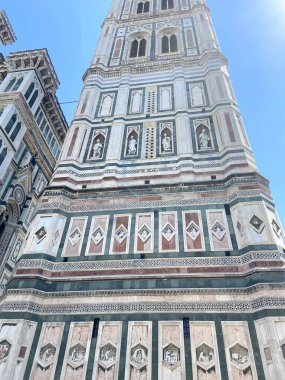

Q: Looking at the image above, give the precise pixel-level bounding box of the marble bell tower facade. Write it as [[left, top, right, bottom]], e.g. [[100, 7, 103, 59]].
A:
[[0, 0, 285, 379]]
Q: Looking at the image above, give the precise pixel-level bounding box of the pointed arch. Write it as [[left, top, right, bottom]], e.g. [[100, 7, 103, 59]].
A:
[[138, 38, 147, 57], [137, 2, 144, 13], [170, 34, 178, 52], [130, 39, 139, 58], [162, 35, 169, 53]]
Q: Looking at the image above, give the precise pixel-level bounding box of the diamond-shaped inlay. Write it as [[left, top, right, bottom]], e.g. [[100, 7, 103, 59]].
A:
[[35, 226, 47, 243], [211, 221, 226, 241], [272, 219, 282, 237], [186, 221, 200, 241], [39, 343, 56, 368], [68, 343, 86, 368], [130, 344, 148, 370], [99, 343, 116, 370], [249, 215, 265, 234], [162, 223, 175, 242], [163, 343, 181, 370], [230, 343, 249, 370], [115, 225, 128, 244], [69, 228, 82, 247], [92, 227, 104, 245], [138, 224, 151, 243], [0, 340, 11, 361], [196, 343, 215, 371]]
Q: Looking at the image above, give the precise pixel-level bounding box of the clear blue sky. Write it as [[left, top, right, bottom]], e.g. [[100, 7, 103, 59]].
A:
[[1, 0, 285, 226]]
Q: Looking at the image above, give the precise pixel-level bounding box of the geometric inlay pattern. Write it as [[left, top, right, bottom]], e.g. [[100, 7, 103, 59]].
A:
[[211, 221, 226, 241], [69, 228, 82, 246], [249, 215, 265, 234], [92, 227, 105, 245], [35, 226, 47, 243], [115, 225, 128, 244], [162, 223, 175, 242], [138, 224, 151, 243], [186, 221, 200, 241]]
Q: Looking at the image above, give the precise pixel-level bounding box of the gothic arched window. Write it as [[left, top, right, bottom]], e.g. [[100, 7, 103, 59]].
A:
[[10, 122, 21, 142], [4, 78, 16, 93], [161, 34, 178, 54], [130, 38, 147, 58], [0, 142, 8, 166], [161, 0, 174, 10], [137, 1, 150, 13]]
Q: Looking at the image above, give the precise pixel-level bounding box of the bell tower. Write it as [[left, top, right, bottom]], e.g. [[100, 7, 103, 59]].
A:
[[0, 1, 285, 379]]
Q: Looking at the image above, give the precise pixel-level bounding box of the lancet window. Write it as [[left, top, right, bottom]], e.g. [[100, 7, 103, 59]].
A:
[[130, 38, 147, 58], [161, 34, 178, 54], [137, 1, 150, 14], [161, 0, 174, 10]]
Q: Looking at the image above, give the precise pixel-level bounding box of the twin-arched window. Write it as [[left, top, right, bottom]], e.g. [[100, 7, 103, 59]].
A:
[[161, 0, 174, 10], [137, 1, 150, 14], [130, 38, 147, 58], [162, 34, 178, 54]]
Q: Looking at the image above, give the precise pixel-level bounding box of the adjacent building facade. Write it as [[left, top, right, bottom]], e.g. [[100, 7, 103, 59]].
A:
[[0, 1, 285, 379], [0, 24, 68, 293]]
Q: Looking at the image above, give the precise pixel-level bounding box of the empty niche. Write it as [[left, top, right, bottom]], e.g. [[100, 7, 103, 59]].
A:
[[160, 86, 172, 111], [195, 123, 212, 151], [125, 126, 140, 157], [160, 122, 173, 154], [130, 90, 143, 113], [98, 93, 114, 116], [89, 130, 106, 160], [190, 84, 206, 107]]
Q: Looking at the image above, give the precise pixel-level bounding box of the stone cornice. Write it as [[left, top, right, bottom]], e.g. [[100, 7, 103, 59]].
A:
[[0, 11, 16, 46], [0, 92, 55, 179]]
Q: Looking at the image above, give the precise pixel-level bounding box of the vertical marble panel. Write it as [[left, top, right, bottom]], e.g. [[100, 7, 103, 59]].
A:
[[158, 321, 186, 380], [182, 211, 205, 252], [110, 214, 131, 255], [30, 322, 65, 380], [243, 203, 270, 244], [190, 322, 221, 380], [0, 322, 18, 378], [255, 317, 285, 380], [206, 210, 232, 251], [135, 213, 154, 254], [159, 212, 179, 253], [86, 216, 109, 256], [124, 322, 152, 380], [265, 206, 285, 248], [62, 217, 87, 257], [222, 322, 258, 380], [92, 322, 122, 380], [60, 322, 93, 380]]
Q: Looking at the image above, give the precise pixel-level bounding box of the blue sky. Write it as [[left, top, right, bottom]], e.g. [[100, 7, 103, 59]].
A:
[[1, 0, 285, 226]]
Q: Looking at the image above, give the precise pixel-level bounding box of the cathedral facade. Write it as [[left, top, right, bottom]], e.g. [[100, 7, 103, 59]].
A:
[[0, 1, 284, 379]]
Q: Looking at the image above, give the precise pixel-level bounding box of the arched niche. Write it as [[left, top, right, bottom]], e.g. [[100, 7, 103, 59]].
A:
[[196, 124, 212, 151], [89, 132, 106, 160], [126, 127, 139, 157], [160, 123, 173, 154]]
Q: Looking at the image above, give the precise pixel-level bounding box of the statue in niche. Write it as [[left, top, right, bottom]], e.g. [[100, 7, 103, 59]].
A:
[[162, 132, 172, 152], [127, 135, 137, 156], [91, 138, 104, 159], [199, 128, 211, 150]]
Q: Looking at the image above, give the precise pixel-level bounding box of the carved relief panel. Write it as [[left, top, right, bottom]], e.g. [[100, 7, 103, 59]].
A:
[[92, 322, 122, 380], [135, 213, 154, 254], [182, 211, 205, 252], [24, 214, 66, 257], [255, 317, 285, 380], [158, 321, 186, 380], [125, 322, 152, 380], [30, 322, 64, 380], [60, 322, 93, 380], [86, 216, 109, 256], [62, 217, 87, 257], [159, 212, 179, 252], [110, 214, 131, 255], [206, 210, 232, 251], [190, 322, 221, 380], [222, 322, 258, 380], [0, 320, 36, 379]]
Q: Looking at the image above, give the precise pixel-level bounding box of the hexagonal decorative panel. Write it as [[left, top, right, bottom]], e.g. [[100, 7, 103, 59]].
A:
[[39, 343, 56, 368], [130, 344, 148, 370], [99, 343, 116, 370], [68, 343, 86, 368], [163, 343, 180, 370], [230, 343, 249, 370], [0, 340, 11, 361], [196, 343, 215, 370]]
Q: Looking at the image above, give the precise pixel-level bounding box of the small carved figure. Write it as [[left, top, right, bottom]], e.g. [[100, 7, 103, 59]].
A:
[[162, 133, 172, 152], [164, 227, 173, 240], [128, 135, 137, 155], [92, 139, 103, 159], [0, 344, 9, 360], [199, 128, 210, 150], [41, 347, 55, 363], [70, 230, 81, 246]]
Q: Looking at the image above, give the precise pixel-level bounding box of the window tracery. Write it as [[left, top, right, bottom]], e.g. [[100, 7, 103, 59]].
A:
[[130, 38, 147, 58], [137, 1, 150, 14], [161, 0, 174, 10], [161, 34, 178, 54]]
